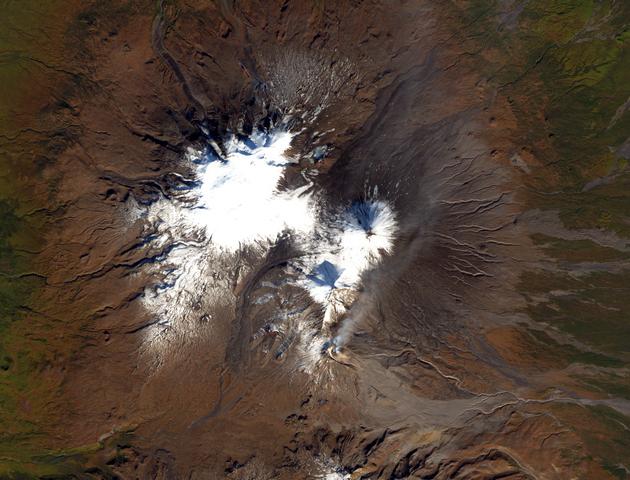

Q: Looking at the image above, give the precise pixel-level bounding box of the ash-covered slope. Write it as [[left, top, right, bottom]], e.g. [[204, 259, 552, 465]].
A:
[[1, 1, 629, 479]]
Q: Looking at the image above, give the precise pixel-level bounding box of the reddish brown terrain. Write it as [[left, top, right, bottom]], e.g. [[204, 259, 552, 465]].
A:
[[1, 1, 629, 479]]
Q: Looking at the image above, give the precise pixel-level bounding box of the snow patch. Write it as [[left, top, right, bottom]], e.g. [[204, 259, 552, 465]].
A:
[[192, 130, 315, 251], [298, 200, 397, 337], [131, 126, 398, 368]]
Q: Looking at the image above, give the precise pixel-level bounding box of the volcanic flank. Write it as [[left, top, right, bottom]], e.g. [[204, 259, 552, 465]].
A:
[[1, 1, 629, 479]]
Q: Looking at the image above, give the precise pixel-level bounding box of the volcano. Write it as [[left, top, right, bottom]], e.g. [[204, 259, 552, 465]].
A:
[[1, 1, 629, 479]]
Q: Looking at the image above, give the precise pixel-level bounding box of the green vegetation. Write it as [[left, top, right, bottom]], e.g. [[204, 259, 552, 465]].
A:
[[525, 327, 624, 369], [0, 0, 152, 475], [0, 2, 92, 477], [577, 373, 630, 400], [549, 403, 630, 478], [583, 405, 630, 479], [456, 0, 630, 231], [531, 233, 630, 263], [520, 269, 630, 356], [452, 5, 630, 454], [547, 173, 630, 239]]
